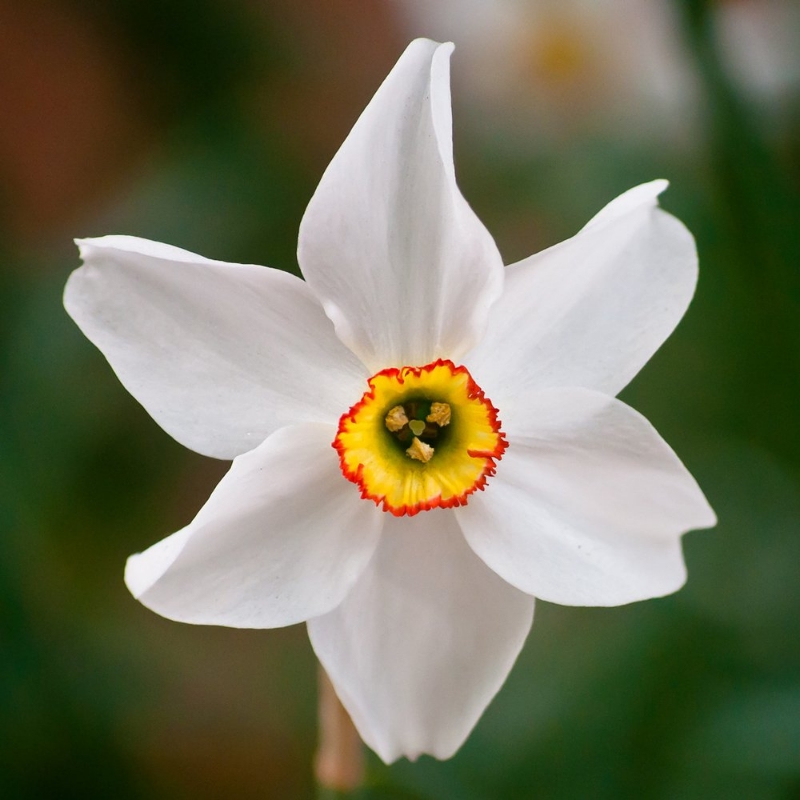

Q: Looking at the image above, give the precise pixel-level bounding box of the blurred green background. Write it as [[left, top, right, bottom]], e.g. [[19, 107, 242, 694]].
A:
[[1, 0, 799, 797]]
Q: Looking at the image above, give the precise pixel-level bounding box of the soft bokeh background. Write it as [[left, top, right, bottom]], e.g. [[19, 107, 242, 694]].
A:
[[2, 0, 799, 797]]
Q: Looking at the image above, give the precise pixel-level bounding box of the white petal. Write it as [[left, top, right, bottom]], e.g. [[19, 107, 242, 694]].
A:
[[298, 39, 504, 371], [464, 181, 698, 398], [308, 511, 534, 763], [65, 235, 367, 459], [125, 423, 384, 628], [457, 388, 716, 606]]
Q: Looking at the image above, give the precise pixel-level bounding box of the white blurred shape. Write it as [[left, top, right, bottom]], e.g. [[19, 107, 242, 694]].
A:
[[713, 0, 800, 115], [394, 0, 702, 146]]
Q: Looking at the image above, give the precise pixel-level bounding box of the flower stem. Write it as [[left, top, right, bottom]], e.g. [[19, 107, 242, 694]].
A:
[[315, 665, 364, 797]]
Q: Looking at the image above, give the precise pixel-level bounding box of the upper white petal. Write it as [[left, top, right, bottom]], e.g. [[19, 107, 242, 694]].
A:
[[298, 39, 504, 371], [64, 235, 367, 460], [464, 180, 698, 399], [457, 387, 716, 606], [308, 511, 534, 764], [125, 423, 384, 628]]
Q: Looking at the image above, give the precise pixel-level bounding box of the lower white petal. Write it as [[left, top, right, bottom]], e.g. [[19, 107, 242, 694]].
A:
[[457, 388, 716, 606], [65, 235, 367, 459], [308, 512, 534, 763], [125, 423, 383, 628]]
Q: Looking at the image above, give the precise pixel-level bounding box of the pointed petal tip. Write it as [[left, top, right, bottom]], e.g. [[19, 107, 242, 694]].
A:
[[438, 39, 455, 56], [370, 735, 460, 765], [622, 178, 669, 203], [372, 731, 469, 764], [398, 38, 453, 71], [692, 499, 718, 532], [407, 36, 453, 51], [72, 237, 96, 262], [123, 525, 194, 602], [584, 179, 671, 229], [73, 235, 156, 267], [675, 462, 717, 534], [123, 552, 146, 600], [73, 235, 113, 254]]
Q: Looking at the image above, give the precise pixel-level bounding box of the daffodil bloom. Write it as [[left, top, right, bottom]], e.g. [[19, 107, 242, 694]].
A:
[[397, 0, 699, 143], [64, 39, 716, 763]]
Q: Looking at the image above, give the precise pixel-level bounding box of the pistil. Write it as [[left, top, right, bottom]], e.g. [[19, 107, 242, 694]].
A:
[[408, 420, 426, 437]]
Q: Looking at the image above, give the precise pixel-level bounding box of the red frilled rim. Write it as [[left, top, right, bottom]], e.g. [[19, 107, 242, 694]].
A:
[[332, 359, 507, 516]]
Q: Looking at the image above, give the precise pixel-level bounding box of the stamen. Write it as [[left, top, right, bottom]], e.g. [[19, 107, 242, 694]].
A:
[[426, 402, 451, 427], [385, 405, 409, 432], [406, 437, 434, 463]]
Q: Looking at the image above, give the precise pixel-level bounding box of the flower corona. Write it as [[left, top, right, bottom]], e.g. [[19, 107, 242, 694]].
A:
[[334, 360, 507, 516]]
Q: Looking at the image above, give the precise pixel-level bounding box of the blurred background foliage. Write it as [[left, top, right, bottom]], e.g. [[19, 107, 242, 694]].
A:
[[1, 0, 798, 797]]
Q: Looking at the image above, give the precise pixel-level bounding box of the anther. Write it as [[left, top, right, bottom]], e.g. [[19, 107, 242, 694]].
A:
[[385, 405, 409, 432], [426, 402, 451, 427], [406, 437, 434, 463]]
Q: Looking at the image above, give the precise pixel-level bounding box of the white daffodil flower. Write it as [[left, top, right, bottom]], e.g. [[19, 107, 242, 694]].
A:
[[64, 39, 716, 763], [396, 0, 700, 144]]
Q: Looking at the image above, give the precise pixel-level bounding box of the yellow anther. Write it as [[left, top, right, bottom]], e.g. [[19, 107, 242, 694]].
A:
[[426, 402, 451, 427], [385, 405, 409, 432], [406, 437, 434, 463]]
